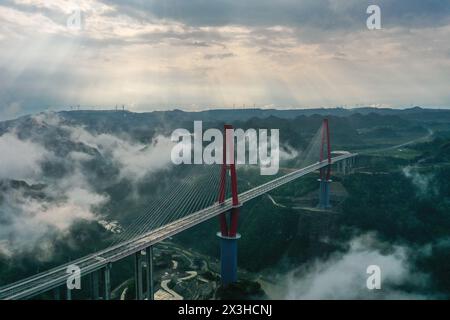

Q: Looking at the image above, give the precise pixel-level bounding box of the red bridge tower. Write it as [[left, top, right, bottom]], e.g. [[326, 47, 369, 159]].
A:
[[217, 124, 242, 286], [318, 119, 332, 209]]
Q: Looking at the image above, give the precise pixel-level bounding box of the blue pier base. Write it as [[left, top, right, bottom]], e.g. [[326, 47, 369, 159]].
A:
[[217, 232, 241, 286], [318, 179, 332, 209]]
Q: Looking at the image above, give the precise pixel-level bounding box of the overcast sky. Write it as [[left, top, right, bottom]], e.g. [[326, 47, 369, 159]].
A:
[[0, 0, 449, 119]]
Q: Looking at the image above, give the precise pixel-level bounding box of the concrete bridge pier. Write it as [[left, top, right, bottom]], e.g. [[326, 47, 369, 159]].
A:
[[134, 251, 144, 300], [104, 263, 112, 300], [53, 287, 61, 300], [339, 159, 348, 176], [217, 233, 241, 286], [336, 158, 351, 175], [66, 285, 72, 300], [145, 246, 154, 300], [335, 156, 357, 175], [337, 161, 345, 175], [86, 265, 112, 300], [318, 178, 332, 209], [351, 156, 357, 170], [91, 270, 100, 300]]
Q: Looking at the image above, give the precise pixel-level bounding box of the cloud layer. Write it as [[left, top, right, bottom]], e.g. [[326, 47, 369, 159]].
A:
[[273, 234, 431, 299], [0, 113, 175, 258], [0, 132, 50, 181], [0, 0, 449, 119], [65, 125, 175, 182], [0, 171, 107, 259]]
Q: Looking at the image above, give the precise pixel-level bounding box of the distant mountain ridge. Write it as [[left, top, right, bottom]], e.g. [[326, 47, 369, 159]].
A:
[[57, 106, 450, 122], [2, 106, 450, 128], [0, 106, 437, 150]]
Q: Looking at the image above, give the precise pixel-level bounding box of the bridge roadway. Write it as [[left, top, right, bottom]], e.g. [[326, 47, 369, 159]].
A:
[[0, 153, 357, 300]]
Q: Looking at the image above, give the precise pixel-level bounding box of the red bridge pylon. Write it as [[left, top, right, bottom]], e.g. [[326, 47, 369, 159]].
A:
[[217, 124, 242, 286], [318, 119, 332, 209]]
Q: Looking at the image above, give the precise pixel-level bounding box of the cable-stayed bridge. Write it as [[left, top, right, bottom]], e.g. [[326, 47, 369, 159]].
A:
[[0, 119, 357, 300]]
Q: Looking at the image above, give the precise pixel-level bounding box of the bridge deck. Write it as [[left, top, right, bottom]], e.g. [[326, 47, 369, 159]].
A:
[[0, 154, 356, 300]]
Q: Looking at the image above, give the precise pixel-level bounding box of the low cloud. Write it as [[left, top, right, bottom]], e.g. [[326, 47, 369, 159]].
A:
[[29, 112, 176, 182], [271, 234, 431, 300], [0, 132, 51, 181], [64, 122, 175, 182], [279, 144, 299, 161], [0, 112, 176, 258], [0, 170, 108, 260], [402, 166, 437, 197]]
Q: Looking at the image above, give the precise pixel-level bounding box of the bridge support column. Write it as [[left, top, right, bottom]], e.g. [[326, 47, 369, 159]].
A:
[[134, 251, 144, 300], [145, 246, 154, 300], [104, 263, 112, 300], [66, 287, 72, 300], [336, 161, 343, 175], [217, 233, 241, 286], [53, 287, 61, 300], [91, 270, 100, 300], [350, 157, 356, 172], [318, 179, 332, 209]]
